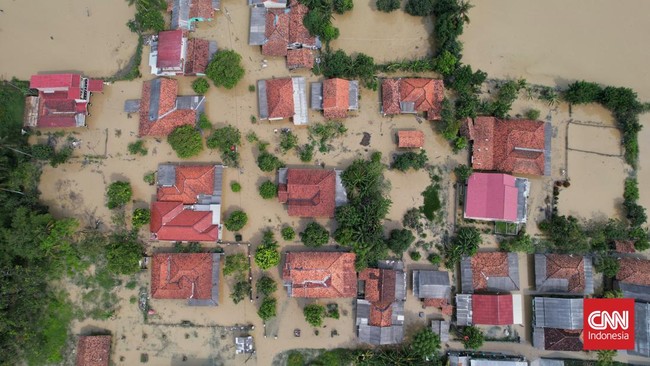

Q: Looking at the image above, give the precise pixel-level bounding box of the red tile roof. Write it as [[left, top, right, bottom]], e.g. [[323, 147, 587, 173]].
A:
[[382, 79, 401, 115], [288, 3, 316, 46], [157, 165, 216, 204], [30, 73, 81, 90], [282, 252, 357, 298], [617, 258, 650, 286], [189, 0, 215, 19], [615, 240, 636, 253], [397, 130, 424, 148], [543, 254, 586, 293], [322, 78, 350, 119], [470, 252, 511, 291], [359, 268, 397, 327], [157, 30, 184, 69], [265, 78, 295, 119], [465, 173, 519, 222], [263, 10, 290, 56], [277, 168, 336, 217], [150, 201, 219, 242], [468, 116, 547, 176], [381, 78, 444, 120], [544, 328, 583, 351], [76, 335, 111, 366], [138, 79, 197, 136], [151, 253, 216, 299], [287, 48, 314, 70], [185, 38, 211, 75], [472, 294, 514, 325]]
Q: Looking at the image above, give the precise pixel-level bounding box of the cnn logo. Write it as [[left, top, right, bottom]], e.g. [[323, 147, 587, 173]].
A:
[[583, 298, 634, 350]]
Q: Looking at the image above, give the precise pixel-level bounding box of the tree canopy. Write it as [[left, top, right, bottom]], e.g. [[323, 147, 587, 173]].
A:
[[256, 276, 278, 297], [206, 50, 245, 89], [392, 151, 428, 172], [386, 228, 415, 256], [304, 304, 326, 327], [462, 326, 484, 349], [257, 151, 285, 172], [411, 328, 441, 360], [192, 77, 210, 95], [106, 181, 132, 209], [444, 226, 481, 268], [225, 210, 248, 231], [257, 297, 277, 321], [254, 231, 281, 270], [167, 125, 204, 159], [300, 222, 330, 247], [258, 180, 278, 199]]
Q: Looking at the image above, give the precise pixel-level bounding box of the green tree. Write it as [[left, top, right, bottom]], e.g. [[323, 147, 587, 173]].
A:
[[225, 210, 248, 231], [444, 226, 481, 267], [596, 350, 616, 366], [624, 201, 647, 227], [231, 181, 241, 192], [167, 125, 204, 158], [376, 0, 400, 12], [31, 144, 53, 160], [454, 164, 473, 182], [538, 215, 590, 254], [106, 181, 132, 209], [197, 113, 212, 130], [206, 50, 245, 89], [299, 143, 315, 162], [391, 151, 428, 171], [405, 0, 435, 16], [333, 0, 353, 13], [287, 352, 305, 366], [428, 253, 442, 266], [603, 289, 623, 299], [279, 131, 299, 153], [192, 77, 210, 95], [257, 151, 285, 172], [258, 180, 278, 199], [255, 231, 280, 270], [624, 178, 640, 202], [281, 226, 296, 241], [410, 250, 422, 261], [564, 81, 602, 105], [411, 328, 441, 359], [127, 0, 166, 33], [386, 228, 415, 256], [462, 326, 484, 350], [258, 297, 277, 320], [499, 231, 535, 253], [206, 125, 241, 151], [304, 304, 326, 327], [132, 208, 150, 228], [433, 50, 458, 76], [256, 276, 278, 296], [223, 253, 249, 277], [106, 231, 143, 275], [127, 139, 148, 155], [595, 256, 620, 278], [300, 222, 330, 247], [231, 280, 251, 304], [525, 108, 541, 120]]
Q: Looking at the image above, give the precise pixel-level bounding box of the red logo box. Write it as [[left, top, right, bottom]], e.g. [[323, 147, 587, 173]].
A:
[[583, 298, 635, 350]]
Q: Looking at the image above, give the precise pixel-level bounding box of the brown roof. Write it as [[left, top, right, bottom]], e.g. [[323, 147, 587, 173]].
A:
[[543, 254, 586, 293], [470, 252, 510, 291], [288, 3, 316, 46], [382, 79, 401, 115], [322, 78, 350, 119], [263, 9, 290, 56], [617, 258, 650, 286], [76, 335, 111, 366], [185, 38, 210, 75], [265, 78, 295, 119], [544, 328, 583, 351], [189, 0, 215, 20], [468, 116, 547, 176], [138, 79, 196, 136], [157, 165, 216, 204], [359, 268, 398, 326], [151, 253, 217, 299], [381, 78, 444, 120], [277, 168, 337, 217], [287, 48, 314, 70], [615, 240, 636, 253], [397, 130, 424, 148], [283, 252, 357, 298]]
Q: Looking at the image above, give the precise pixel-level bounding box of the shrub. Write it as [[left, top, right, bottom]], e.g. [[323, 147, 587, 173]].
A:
[[257, 151, 284, 172], [300, 222, 329, 247], [174, 242, 202, 253], [376, 0, 401, 12], [624, 178, 640, 202], [411, 328, 441, 360], [192, 77, 210, 95], [246, 131, 259, 143], [538, 215, 590, 254], [106, 181, 132, 209], [127, 0, 167, 33], [132, 208, 150, 228], [258, 181, 278, 199], [421, 183, 441, 220], [248, 84, 256, 92], [143, 171, 156, 185], [392, 151, 428, 171], [405, 0, 435, 16], [403, 208, 423, 230], [32, 144, 53, 160], [444, 226, 481, 267], [333, 0, 353, 14], [231, 182, 241, 192], [624, 201, 647, 227], [454, 164, 473, 182], [564, 80, 602, 105], [254, 231, 280, 270], [409, 250, 422, 261], [462, 326, 484, 350], [321, 50, 377, 89], [49, 146, 73, 167], [386, 228, 415, 256], [281, 226, 296, 241], [206, 125, 241, 151], [225, 210, 248, 231], [525, 108, 541, 120], [433, 50, 458, 76], [167, 125, 203, 158], [279, 131, 299, 153], [206, 50, 245, 89], [287, 352, 305, 366], [258, 297, 277, 321], [197, 113, 212, 130], [223, 253, 249, 277], [106, 231, 142, 275], [428, 253, 442, 266], [127, 140, 148, 156], [595, 256, 620, 278], [256, 276, 278, 296], [499, 231, 535, 253], [231, 280, 251, 304], [304, 304, 326, 327], [299, 143, 315, 162]]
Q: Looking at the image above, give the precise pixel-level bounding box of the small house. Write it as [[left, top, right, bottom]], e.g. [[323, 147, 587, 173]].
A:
[[311, 78, 360, 119], [397, 130, 424, 148], [282, 252, 357, 298], [169, 0, 220, 31], [532, 297, 584, 351], [151, 253, 221, 306], [257, 77, 308, 125], [381, 78, 444, 120], [464, 173, 529, 223], [460, 252, 520, 293], [456, 293, 523, 326], [76, 335, 111, 366], [277, 168, 347, 218], [616, 258, 650, 302], [149, 30, 217, 76], [534, 254, 594, 295]]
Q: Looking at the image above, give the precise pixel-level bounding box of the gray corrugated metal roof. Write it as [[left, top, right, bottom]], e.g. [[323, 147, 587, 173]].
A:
[[456, 294, 472, 326], [212, 0, 220, 10], [395, 270, 406, 301], [431, 320, 450, 342], [515, 177, 529, 223], [124, 99, 141, 113], [257, 80, 268, 119], [460, 257, 474, 293], [355, 299, 371, 325], [632, 302, 650, 357], [171, 0, 191, 30], [400, 101, 416, 113], [277, 167, 288, 185], [543, 122, 552, 176], [357, 324, 403, 345], [334, 169, 348, 208], [413, 270, 451, 299], [532, 327, 545, 349], [348, 80, 359, 110], [533, 297, 583, 329], [291, 77, 308, 125], [619, 282, 650, 302], [249, 7, 267, 45], [532, 359, 565, 366], [310, 82, 323, 110], [391, 301, 404, 325], [208, 41, 218, 60], [584, 258, 594, 295], [148, 78, 161, 121], [470, 361, 527, 366], [157, 164, 177, 187]]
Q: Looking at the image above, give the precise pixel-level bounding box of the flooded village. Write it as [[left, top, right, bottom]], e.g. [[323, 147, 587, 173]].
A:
[[2, 0, 650, 366]]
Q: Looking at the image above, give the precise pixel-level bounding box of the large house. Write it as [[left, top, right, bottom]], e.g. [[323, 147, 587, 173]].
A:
[[277, 168, 347, 218], [150, 164, 223, 242], [311, 78, 360, 119], [257, 77, 308, 125], [616, 258, 650, 301], [125, 78, 205, 136], [150, 252, 221, 306], [412, 270, 453, 315], [456, 294, 523, 326], [76, 335, 111, 366], [282, 252, 357, 298], [463, 116, 551, 176], [464, 173, 529, 223], [460, 252, 520, 293], [534, 254, 594, 295], [356, 261, 406, 345], [24, 73, 103, 128], [168, 0, 220, 31], [381, 78, 444, 120], [532, 297, 584, 351], [149, 30, 217, 76]]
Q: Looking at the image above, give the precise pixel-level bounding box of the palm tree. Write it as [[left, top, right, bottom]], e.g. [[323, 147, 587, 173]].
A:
[[457, 0, 474, 24]]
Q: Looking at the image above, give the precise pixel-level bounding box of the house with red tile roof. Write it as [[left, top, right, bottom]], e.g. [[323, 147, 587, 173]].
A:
[[456, 294, 523, 326], [460, 252, 520, 293], [76, 335, 111, 366], [169, 0, 220, 31], [464, 116, 551, 176], [148, 30, 217, 76], [532, 297, 584, 351], [311, 78, 360, 119], [614, 240, 636, 253], [257, 77, 308, 125], [464, 172, 529, 223], [277, 168, 348, 217], [124, 78, 205, 136], [381, 78, 444, 120], [534, 254, 593, 294], [287, 48, 314, 70], [151, 252, 221, 306], [397, 130, 424, 148], [24, 73, 103, 128], [616, 257, 650, 302], [150, 164, 223, 242], [282, 251, 357, 298], [356, 261, 406, 345]]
